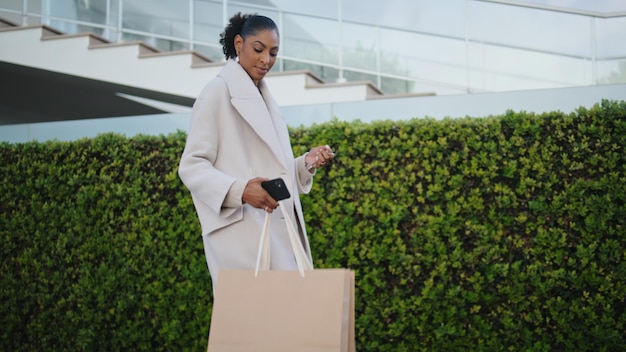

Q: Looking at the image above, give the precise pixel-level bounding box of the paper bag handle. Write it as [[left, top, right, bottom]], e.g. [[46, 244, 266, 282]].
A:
[[255, 201, 313, 277]]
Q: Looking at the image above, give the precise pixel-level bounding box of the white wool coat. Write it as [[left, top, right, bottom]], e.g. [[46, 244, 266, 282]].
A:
[[178, 60, 314, 291]]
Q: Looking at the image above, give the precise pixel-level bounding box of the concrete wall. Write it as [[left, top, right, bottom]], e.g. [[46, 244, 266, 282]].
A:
[[2, 83, 624, 143]]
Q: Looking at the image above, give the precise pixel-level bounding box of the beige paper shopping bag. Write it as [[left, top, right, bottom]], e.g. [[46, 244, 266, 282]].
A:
[[207, 268, 355, 352], [207, 203, 356, 352]]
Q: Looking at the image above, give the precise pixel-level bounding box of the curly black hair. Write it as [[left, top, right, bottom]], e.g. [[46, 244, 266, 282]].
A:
[[219, 12, 279, 60]]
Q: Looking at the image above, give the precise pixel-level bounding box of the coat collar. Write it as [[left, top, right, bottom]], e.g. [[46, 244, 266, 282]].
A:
[[218, 60, 291, 168]]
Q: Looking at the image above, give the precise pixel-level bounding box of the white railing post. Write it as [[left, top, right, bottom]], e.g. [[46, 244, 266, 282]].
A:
[[590, 16, 597, 85], [376, 25, 381, 89], [189, 0, 194, 50], [22, 0, 28, 25], [117, 0, 123, 43], [104, 0, 111, 40], [337, 0, 346, 83]]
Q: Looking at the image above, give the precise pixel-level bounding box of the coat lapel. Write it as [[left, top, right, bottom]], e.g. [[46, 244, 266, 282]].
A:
[[259, 80, 295, 162], [219, 60, 288, 168]]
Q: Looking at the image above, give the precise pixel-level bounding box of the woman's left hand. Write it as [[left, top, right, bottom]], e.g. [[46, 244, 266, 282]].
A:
[[306, 145, 335, 171]]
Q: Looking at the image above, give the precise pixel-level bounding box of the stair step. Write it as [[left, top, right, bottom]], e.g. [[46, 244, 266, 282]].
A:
[[0, 18, 437, 106]]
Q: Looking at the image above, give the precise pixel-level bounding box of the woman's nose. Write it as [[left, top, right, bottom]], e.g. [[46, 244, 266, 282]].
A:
[[260, 52, 269, 64]]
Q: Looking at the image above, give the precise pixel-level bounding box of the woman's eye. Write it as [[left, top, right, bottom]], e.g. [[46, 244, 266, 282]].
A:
[[270, 52, 278, 57], [254, 48, 262, 53]]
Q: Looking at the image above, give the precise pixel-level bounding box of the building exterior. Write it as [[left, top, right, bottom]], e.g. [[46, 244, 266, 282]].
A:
[[1, 0, 625, 142]]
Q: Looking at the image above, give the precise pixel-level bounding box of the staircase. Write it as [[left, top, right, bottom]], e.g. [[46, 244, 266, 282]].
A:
[[0, 18, 385, 107]]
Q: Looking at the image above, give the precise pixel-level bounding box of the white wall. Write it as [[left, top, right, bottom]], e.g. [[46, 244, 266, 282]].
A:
[[2, 84, 624, 143]]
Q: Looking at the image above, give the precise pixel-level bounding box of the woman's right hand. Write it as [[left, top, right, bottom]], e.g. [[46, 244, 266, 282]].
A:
[[242, 177, 279, 213]]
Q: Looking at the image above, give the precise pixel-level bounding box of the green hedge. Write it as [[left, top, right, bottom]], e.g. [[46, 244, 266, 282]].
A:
[[1, 100, 625, 351]]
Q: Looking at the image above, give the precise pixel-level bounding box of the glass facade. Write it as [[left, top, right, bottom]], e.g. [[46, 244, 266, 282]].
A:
[[1, 0, 625, 95]]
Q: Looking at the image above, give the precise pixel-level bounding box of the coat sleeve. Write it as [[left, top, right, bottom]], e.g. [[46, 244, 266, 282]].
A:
[[178, 79, 245, 217], [295, 153, 314, 194]]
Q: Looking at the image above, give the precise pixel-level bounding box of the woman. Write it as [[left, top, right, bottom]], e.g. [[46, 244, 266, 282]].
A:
[[178, 13, 334, 292]]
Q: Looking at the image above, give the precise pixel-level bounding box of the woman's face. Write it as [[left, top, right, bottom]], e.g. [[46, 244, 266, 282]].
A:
[[235, 29, 279, 85]]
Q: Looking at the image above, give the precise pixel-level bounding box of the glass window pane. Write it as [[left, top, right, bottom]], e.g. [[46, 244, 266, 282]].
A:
[[381, 76, 416, 95], [40, 0, 80, 33], [36, 0, 114, 35], [342, 22, 377, 71], [224, 4, 278, 23], [467, 1, 593, 58], [264, 0, 338, 19], [283, 14, 339, 65], [284, 61, 339, 83], [596, 17, 626, 59], [193, 0, 223, 52], [378, 27, 466, 88], [342, 0, 466, 38], [467, 43, 593, 91], [123, 0, 189, 39], [597, 60, 626, 85], [343, 70, 377, 85], [1, 0, 22, 11], [0, 12, 21, 25], [122, 33, 188, 52], [0, 0, 26, 24], [194, 44, 224, 62]]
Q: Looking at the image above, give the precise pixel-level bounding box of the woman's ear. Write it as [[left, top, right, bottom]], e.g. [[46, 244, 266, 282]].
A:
[[234, 34, 243, 56]]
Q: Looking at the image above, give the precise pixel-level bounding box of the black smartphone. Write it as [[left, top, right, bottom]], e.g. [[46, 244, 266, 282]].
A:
[[261, 178, 291, 201]]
